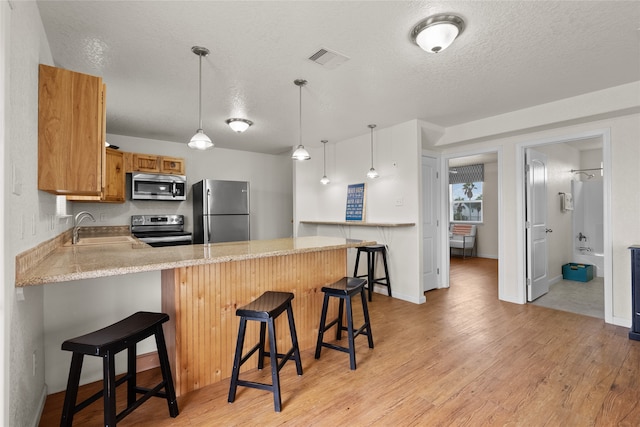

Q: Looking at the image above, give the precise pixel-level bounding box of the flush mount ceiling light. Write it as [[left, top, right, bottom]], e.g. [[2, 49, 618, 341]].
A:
[[188, 46, 214, 150], [225, 118, 253, 133], [320, 140, 330, 185], [291, 79, 311, 161], [411, 13, 465, 53], [366, 124, 379, 179]]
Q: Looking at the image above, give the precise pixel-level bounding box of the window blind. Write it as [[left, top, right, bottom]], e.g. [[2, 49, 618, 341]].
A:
[[449, 164, 484, 184]]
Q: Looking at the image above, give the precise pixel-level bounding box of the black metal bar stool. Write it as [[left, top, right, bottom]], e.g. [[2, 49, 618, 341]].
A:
[[353, 244, 392, 301], [60, 311, 179, 427], [228, 291, 303, 412], [315, 277, 374, 370]]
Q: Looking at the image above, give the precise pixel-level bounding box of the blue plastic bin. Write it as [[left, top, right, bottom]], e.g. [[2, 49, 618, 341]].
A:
[[562, 263, 594, 282]]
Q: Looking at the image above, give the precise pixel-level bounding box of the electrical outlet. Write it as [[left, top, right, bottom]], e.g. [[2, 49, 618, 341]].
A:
[[31, 213, 36, 235]]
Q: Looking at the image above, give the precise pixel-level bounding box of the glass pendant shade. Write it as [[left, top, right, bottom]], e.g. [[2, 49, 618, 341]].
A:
[[367, 168, 379, 179], [189, 129, 213, 150], [292, 145, 310, 160], [320, 175, 330, 185], [189, 46, 213, 150], [292, 79, 310, 160], [411, 14, 465, 54]]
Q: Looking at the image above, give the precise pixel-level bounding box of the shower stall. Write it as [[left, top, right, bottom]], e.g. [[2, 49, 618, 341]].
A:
[[571, 178, 604, 277]]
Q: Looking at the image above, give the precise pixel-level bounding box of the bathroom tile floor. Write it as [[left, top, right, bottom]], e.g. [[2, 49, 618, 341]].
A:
[[531, 276, 604, 319]]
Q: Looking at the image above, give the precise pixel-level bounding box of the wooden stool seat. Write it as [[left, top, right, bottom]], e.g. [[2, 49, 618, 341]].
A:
[[315, 277, 374, 370], [61, 311, 179, 426], [228, 291, 303, 412], [354, 244, 392, 301]]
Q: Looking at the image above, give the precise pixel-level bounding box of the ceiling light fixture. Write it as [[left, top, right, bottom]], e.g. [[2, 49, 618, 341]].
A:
[[411, 13, 465, 54], [320, 140, 330, 185], [226, 118, 253, 133], [367, 124, 379, 179], [291, 79, 310, 161], [188, 46, 214, 150]]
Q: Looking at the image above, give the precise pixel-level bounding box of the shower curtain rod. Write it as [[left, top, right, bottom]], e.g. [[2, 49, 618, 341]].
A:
[[571, 168, 603, 173]]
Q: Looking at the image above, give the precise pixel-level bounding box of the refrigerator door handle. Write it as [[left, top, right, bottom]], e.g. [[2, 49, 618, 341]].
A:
[[206, 188, 211, 242]]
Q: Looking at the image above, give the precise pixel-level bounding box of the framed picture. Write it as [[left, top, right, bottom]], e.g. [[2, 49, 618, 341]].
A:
[[345, 183, 366, 221]]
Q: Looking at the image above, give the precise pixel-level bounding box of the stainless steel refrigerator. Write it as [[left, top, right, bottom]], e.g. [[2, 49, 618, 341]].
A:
[[192, 180, 250, 244]]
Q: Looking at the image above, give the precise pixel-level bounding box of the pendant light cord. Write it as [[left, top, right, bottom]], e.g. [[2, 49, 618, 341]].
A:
[[370, 126, 374, 168], [323, 142, 327, 175], [299, 84, 303, 147], [198, 53, 203, 130]]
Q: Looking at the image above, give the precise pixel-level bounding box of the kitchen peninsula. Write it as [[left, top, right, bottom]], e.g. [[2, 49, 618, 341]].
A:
[[16, 234, 375, 395]]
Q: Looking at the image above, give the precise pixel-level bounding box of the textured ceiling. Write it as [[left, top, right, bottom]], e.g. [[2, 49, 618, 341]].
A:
[[36, 1, 640, 155]]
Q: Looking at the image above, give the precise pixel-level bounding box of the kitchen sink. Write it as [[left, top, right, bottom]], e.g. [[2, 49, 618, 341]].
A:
[[65, 235, 138, 246]]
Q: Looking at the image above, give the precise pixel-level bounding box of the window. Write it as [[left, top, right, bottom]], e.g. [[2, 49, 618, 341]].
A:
[[450, 181, 483, 223]]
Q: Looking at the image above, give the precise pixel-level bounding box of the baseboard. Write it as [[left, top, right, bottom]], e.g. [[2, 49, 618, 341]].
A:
[[136, 351, 160, 372], [32, 383, 48, 427]]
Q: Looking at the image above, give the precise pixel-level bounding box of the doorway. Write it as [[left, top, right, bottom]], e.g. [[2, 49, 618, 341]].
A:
[[519, 130, 610, 321], [442, 149, 502, 295]]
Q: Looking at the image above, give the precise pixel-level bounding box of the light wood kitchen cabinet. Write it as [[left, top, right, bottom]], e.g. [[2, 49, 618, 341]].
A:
[[38, 64, 106, 195], [125, 152, 185, 175], [132, 153, 161, 173], [67, 148, 125, 203], [159, 156, 185, 175]]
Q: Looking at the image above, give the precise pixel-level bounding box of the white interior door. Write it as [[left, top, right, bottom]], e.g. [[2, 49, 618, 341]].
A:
[[422, 156, 439, 291], [526, 148, 549, 301]]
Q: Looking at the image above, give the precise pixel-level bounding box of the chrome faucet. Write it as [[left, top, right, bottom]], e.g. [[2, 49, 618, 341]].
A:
[[72, 211, 96, 244], [577, 232, 587, 242]]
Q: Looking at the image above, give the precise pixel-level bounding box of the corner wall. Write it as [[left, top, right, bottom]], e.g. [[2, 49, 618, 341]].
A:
[[294, 120, 423, 303]]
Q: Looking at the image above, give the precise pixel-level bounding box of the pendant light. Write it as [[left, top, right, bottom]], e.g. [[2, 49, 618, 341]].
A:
[[291, 79, 311, 160], [320, 140, 330, 185], [367, 124, 379, 179], [188, 46, 214, 150]]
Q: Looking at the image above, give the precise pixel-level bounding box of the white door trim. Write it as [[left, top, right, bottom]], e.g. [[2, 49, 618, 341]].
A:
[[516, 129, 613, 324]]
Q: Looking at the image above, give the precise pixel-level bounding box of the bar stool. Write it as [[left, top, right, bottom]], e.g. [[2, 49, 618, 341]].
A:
[[228, 291, 303, 412], [353, 244, 392, 301], [315, 277, 374, 370], [60, 311, 179, 427]]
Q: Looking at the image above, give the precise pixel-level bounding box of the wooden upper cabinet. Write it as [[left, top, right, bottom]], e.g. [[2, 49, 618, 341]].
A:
[[126, 153, 185, 175], [132, 153, 161, 173], [160, 156, 185, 175], [67, 148, 125, 203], [38, 64, 106, 195]]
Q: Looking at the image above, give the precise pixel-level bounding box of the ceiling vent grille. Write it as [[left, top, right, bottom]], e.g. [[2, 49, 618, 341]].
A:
[[308, 48, 349, 70]]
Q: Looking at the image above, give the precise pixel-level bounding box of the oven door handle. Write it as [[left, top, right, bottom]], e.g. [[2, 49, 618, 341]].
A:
[[137, 235, 192, 244]]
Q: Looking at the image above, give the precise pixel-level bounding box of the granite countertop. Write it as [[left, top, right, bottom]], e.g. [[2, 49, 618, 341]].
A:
[[16, 235, 375, 287]]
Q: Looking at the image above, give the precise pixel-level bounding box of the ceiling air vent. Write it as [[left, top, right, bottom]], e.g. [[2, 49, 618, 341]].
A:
[[308, 48, 349, 70]]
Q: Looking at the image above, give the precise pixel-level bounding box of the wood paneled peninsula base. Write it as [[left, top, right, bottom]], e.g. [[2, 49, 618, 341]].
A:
[[159, 237, 375, 396]]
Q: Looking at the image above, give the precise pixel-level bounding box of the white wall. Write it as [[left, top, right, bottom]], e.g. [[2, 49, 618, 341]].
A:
[[294, 120, 423, 303], [5, 2, 57, 426], [477, 161, 498, 258]]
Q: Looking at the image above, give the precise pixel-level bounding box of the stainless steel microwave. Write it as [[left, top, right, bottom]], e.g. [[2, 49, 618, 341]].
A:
[[131, 173, 187, 201]]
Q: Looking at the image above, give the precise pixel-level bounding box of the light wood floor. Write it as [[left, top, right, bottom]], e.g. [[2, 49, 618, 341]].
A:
[[39, 257, 640, 426]]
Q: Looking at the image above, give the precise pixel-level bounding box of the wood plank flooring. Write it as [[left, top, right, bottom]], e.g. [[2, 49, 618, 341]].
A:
[[39, 257, 640, 426]]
